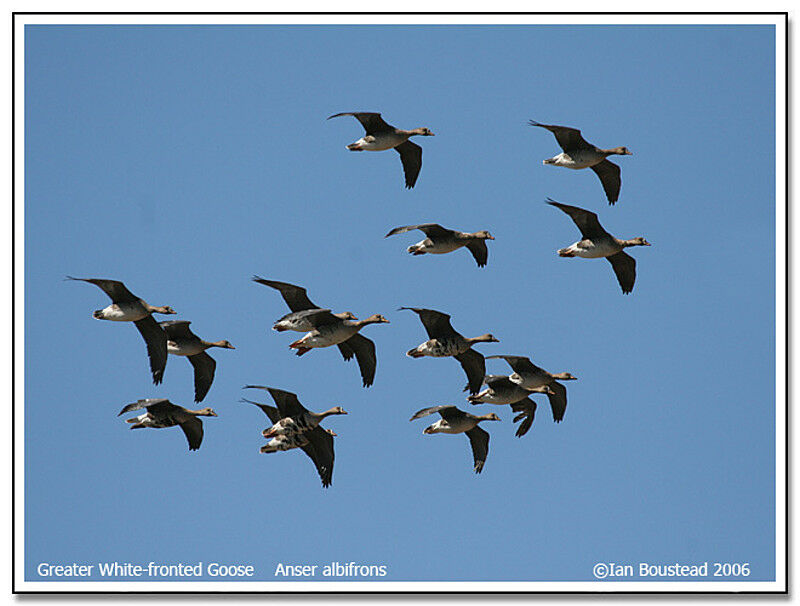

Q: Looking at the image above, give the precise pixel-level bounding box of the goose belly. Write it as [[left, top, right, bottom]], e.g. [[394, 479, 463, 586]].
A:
[[419, 338, 469, 357], [475, 388, 528, 405], [427, 418, 474, 434], [422, 240, 463, 254], [352, 133, 407, 151], [96, 302, 148, 321], [302, 325, 358, 348], [547, 150, 604, 169], [570, 239, 622, 259], [167, 340, 205, 356]]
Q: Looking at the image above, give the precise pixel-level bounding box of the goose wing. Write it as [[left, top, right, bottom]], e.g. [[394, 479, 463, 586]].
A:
[[547, 381, 568, 423], [409, 404, 461, 422], [590, 159, 622, 205], [395, 140, 422, 189], [528, 120, 592, 151], [454, 348, 487, 395], [158, 320, 195, 340], [293, 308, 341, 327], [399, 307, 458, 340], [606, 251, 636, 294], [240, 397, 281, 424], [385, 223, 452, 239], [327, 111, 394, 135], [177, 415, 204, 451], [486, 355, 541, 376], [345, 333, 377, 387], [188, 351, 216, 403], [66, 276, 139, 303], [465, 239, 489, 267], [252, 277, 317, 312], [243, 385, 308, 418], [118, 398, 173, 416], [547, 199, 607, 239], [465, 426, 490, 473], [133, 315, 168, 385], [512, 398, 537, 437], [300, 427, 335, 488]]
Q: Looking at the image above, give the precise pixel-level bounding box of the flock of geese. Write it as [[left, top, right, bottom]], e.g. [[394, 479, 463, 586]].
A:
[[69, 113, 650, 487]]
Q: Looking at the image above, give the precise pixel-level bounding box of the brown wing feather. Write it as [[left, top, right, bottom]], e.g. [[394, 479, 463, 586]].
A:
[[590, 159, 622, 204], [465, 426, 490, 473], [547, 199, 607, 239], [395, 141, 422, 189], [345, 333, 377, 387], [606, 251, 636, 294], [528, 121, 592, 151], [133, 315, 168, 385], [328, 112, 393, 135], [465, 240, 489, 267], [454, 349, 487, 395], [188, 351, 216, 403]]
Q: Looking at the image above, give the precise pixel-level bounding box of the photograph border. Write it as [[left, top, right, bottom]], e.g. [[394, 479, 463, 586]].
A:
[[11, 11, 788, 594]]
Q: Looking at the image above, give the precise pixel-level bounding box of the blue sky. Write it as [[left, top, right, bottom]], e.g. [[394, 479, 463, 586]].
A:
[[23, 23, 777, 584]]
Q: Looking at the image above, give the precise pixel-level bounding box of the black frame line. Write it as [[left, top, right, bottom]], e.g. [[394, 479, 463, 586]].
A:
[[10, 10, 789, 596]]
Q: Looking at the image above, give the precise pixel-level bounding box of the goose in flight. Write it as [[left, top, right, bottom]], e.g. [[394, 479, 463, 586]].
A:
[[400, 307, 498, 394], [328, 112, 434, 188], [118, 398, 217, 451], [529, 120, 632, 204], [242, 385, 346, 438], [486, 354, 576, 423], [67, 277, 174, 384], [241, 389, 339, 487], [252, 276, 359, 361], [547, 199, 651, 294], [288, 309, 389, 387], [159, 320, 234, 402], [385, 223, 494, 267], [410, 405, 500, 473]]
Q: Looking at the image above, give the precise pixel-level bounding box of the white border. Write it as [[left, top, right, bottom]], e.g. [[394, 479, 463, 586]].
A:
[[12, 11, 787, 594]]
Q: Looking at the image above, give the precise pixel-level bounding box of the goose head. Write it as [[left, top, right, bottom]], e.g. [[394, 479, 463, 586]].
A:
[[611, 146, 632, 156], [361, 314, 390, 325], [475, 230, 495, 240], [412, 127, 435, 137], [155, 306, 177, 315], [553, 372, 577, 381], [476, 333, 499, 343], [213, 340, 236, 349], [481, 413, 501, 422], [196, 407, 218, 417]]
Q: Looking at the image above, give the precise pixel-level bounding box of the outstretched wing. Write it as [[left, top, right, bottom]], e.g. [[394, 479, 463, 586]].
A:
[[546, 199, 607, 239], [465, 240, 489, 267], [158, 320, 195, 340], [512, 398, 537, 437], [528, 120, 593, 151], [395, 141, 422, 189], [188, 351, 216, 403], [177, 416, 204, 451], [547, 381, 568, 423], [118, 398, 172, 416], [327, 112, 393, 135], [465, 426, 490, 473], [454, 349, 487, 395], [590, 159, 622, 205], [345, 333, 377, 388], [240, 397, 281, 424], [133, 315, 168, 385], [486, 355, 542, 376], [293, 308, 341, 327], [409, 404, 460, 422], [301, 427, 335, 488], [606, 251, 636, 294], [399, 307, 457, 340], [385, 223, 451, 239], [66, 276, 139, 303], [251, 277, 317, 312]]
